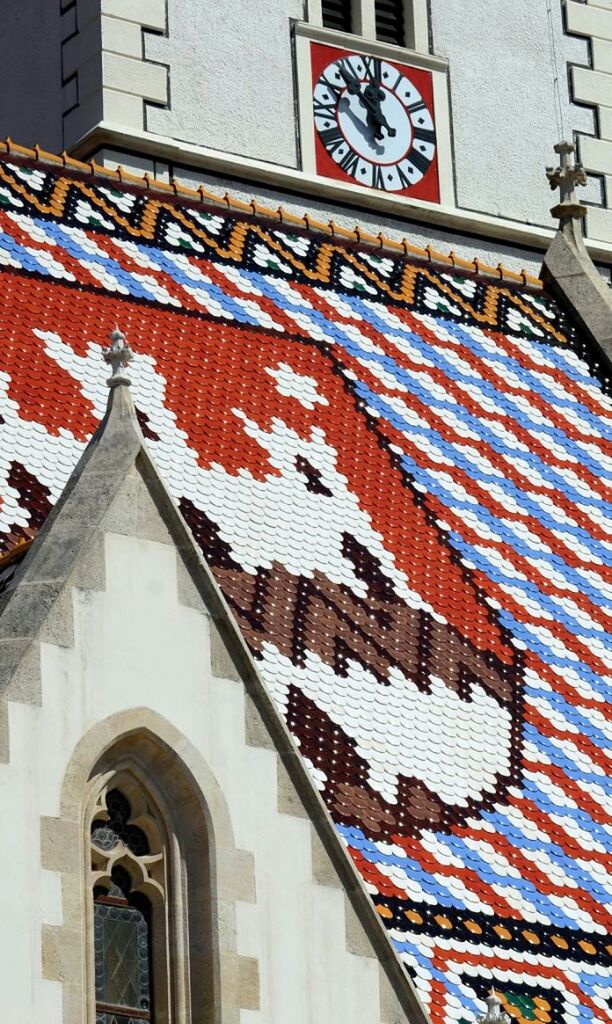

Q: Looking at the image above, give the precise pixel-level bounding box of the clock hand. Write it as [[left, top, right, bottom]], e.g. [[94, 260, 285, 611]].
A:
[[337, 63, 396, 142], [362, 81, 397, 141], [336, 63, 362, 96]]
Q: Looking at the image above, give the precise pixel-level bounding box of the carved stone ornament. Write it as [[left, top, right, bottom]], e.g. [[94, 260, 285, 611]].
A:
[[103, 326, 133, 387], [546, 140, 587, 221]]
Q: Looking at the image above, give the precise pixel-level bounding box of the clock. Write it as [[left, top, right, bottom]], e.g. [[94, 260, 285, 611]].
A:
[[309, 43, 440, 202]]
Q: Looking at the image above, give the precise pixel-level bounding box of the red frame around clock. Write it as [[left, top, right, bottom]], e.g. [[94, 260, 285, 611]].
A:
[[310, 41, 441, 203]]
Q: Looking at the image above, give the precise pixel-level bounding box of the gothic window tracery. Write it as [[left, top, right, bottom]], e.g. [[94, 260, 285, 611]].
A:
[[90, 784, 166, 1024]]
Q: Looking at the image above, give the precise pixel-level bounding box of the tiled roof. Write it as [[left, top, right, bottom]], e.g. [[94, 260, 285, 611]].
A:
[[0, 154, 610, 1024]]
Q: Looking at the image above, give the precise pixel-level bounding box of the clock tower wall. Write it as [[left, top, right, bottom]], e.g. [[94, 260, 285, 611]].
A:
[[0, 0, 611, 263]]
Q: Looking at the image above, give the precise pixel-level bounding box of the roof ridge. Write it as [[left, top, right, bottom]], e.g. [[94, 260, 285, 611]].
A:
[[0, 137, 543, 290]]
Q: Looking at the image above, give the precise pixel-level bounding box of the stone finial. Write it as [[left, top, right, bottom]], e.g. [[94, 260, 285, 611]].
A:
[[103, 326, 133, 387], [546, 141, 587, 223], [477, 990, 511, 1024]]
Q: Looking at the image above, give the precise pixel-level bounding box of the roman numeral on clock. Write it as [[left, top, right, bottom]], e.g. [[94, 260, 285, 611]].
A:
[[395, 161, 414, 190], [413, 126, 436, 146], [313, 99, 337, 121], [371, 165, 387, 190], [362, 55, 382, 82], [320, 73, 343, 101], [339, 147, 360, 177], [319, 126, 345, 155], [407, 146, 432, 174], [407, 99, 427, 115]]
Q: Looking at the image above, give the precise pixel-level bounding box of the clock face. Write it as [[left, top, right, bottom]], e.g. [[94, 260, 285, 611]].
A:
[[310, 45, 440, 202]]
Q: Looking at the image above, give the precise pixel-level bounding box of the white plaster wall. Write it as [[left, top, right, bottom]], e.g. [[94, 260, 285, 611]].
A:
[[428, 0, 596, 225], [145, 0, 306, 167], [0, 528, 384, 1024]]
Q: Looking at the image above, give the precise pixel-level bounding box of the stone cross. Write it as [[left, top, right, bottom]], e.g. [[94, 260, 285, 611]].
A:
[[546, 141, 587, 222], [103, 326, 133, 387], [477, 991, 511, 1024]]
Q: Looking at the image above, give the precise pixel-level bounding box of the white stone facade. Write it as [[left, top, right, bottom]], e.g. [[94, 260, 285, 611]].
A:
[[565, 0, 612, 242], [61, 0, 169, 149]]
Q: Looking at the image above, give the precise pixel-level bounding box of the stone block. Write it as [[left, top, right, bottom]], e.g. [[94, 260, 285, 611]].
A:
[[69, 51, 104, 105], [566, 0, 612, 39], [101, 87, 144, 130], [60, 4, 77, 38], [587, 205, 612, 243], [102, 52, 168, 104], [216, 848, 256, 903], [345, 896, 376, 958], [277, 756, 308, 818], [1, 641, 41, 705], [40, 817, 80, 872], [580, 135, 612, 174], [71, 0, 101, 31], [573, 67, 612, 108], [238, 955, 260, 1011], [592, 36, 612, 71], [244, 693, 274, 749], [93, 148, 157, 176], [600, 107, 612, 140], [41, 924, 81, 983], [0, 582, 62, 640], [62, 77, 78, 114], [311, 828, 342, 888], [101, 15, 143, 58], [211, 622, 241, 681], [39, 585, 75, 649], [62, 17, 102, 79], [101, 0, 167, 32], [176, 553, 206, 610], [63, 89, 104, 148], [0, 638, 35, 695]]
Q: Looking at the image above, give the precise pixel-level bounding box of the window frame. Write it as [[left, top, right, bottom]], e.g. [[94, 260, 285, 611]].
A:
[[84, 751, 215, 1024], [90, 783, 164, 1024]]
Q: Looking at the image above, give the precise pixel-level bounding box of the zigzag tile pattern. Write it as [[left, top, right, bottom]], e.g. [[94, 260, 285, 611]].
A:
[[0, 157, 609, 1024]]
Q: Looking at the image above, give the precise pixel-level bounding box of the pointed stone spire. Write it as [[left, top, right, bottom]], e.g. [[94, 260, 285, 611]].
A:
[[103, 326, 133, 388], [477, 990, 511, 1024], [542, 141, 612, 365], [546, 141, 587, 230]]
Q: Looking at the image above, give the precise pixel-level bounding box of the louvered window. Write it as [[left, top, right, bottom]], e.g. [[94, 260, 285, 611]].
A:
[[375, 0, 405, 45], [321, 0, 353, 32]]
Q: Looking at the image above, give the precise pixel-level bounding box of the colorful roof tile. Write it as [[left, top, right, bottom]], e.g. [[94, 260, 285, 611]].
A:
[[0, 154, 610, 1024]]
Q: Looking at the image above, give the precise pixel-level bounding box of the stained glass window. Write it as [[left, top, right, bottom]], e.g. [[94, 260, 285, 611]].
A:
[[94, 869, 152, 1024]]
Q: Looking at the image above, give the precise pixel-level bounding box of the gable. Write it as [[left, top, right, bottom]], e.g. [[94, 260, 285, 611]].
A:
[[0, 401, 425, 1024], [0, 155, 609, 1024]]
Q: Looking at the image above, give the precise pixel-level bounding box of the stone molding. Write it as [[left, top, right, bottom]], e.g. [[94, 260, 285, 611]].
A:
[[61, 0, 169, 151], [565, 0, 612, 243]]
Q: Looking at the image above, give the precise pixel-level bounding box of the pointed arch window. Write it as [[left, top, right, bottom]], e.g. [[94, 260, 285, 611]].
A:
[[90, 785, 167, 1024]]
